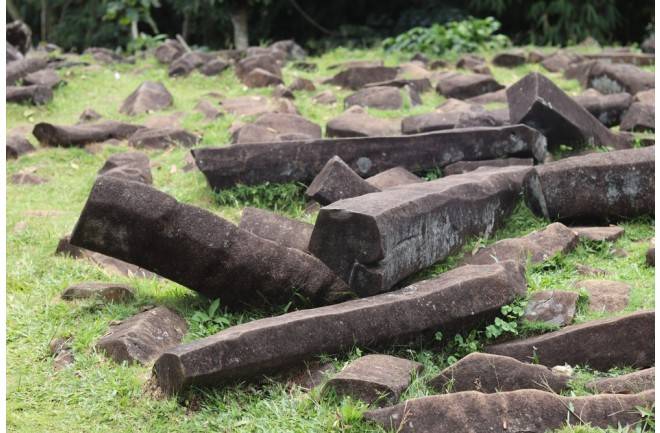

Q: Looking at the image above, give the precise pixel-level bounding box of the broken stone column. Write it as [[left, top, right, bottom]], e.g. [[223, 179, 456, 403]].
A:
[[571, 226, 624, 242], [309, 166, 532, 296], [435, 73, 504, 99], [573, 89, 632, 127], [485, 311, 654, 370], [322, 354, 423, 406], [7, 85, 53, 105], [522, 290, 578, 327], [239, 207, 313, 252], [153, 261, 526, 394], [6, 56, 48, 85], [33, 121, 144, 147], [193, 125, 546, 189], [305, 156, 380, 205], [70, 176, 351, 308], [364, 389, 654, 433], [586, 368, 655, 394], [365, 167, 422, 190], [6, 135, 35, 159], [96, 306, 187, 364], [523, 146, 655, 222], [119, 81, 173, 116], [508, 72, 627, 150], [98, 151, 152, 184], [443, 158, 533, 176], [323, 66, 398, 90], [429, 352, 570, 393]]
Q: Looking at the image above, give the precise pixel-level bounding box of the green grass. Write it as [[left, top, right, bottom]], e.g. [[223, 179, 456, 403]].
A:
[[6, 46, 655, 433]]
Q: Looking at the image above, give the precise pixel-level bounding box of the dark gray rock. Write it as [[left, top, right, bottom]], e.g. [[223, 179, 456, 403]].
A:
[[231, 113, 321, 144], [7, 20, 32, 54], [344, 86, 402, 110], [436, 73, 504, 100], [235, 54, 282, 81], [70, 176, 351, 308], [586, 368, 655, 394], [7, 85, 53, 105], [154, 39, 185, 64], [523, 290, 578, 327], [152, 261, 526, 394], [49, 337, 75, 370], [309, 166, 532, 296], [365, 167, 422, 190], [523, 146, 655, 222], [194, 100, 221, 121], [305, 156, 380, 205], [78, 108, 102, 124], [7, 56, 48, 85], [486, 311, 654, 370], [128, 127, 199, 149], [620, 102, 654, 132], [326, 107, 400, 137], [492, 51, 526, 67], [243, 68, 284, 88], [586, 61, 655, 95], [288, 77, 316, 92], [98, 151, 152, 184], [575, 280, 631, 313], [324, 66, 398, 90], [443, 158, 533, 176], [96, 306, 187, 365], [23, 69, 62, 88], [312, 90, 337, 105], [465, 88, 508, 104], [61, 282, 135, 302], [584, 52, 655, 66], [7, 135, 35, 160], [541, 50, 582, 72], [239, 207, 313, 252], [119, 81, 173, 116], [33, 121, 143, 147], [199, 58, 229, 76], [574, 89, 632, 127], [647, 245, 655, 266], [322, 355, 423, 406], [168, 51, 215, 77]]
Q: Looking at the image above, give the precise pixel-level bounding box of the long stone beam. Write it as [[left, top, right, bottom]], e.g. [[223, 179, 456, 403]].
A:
[[153, 261, 527, 394], [70, 176, 351, 308], [192, 125, 547, 189]]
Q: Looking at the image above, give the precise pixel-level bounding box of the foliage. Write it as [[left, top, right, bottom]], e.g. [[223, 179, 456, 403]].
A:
[[188, 299, 231, 338], [484, 300, 526, 339], [382, 17, 510, 56], [214, 182, 307, 217], [104, 0, 162, 32], [634, 404, 655, 432]]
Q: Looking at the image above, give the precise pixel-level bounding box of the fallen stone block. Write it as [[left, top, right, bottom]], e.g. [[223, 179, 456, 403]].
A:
[[541, 50, 582, 72], [508, 72, 626, 150], [96, 306, 187, 365], [576, 264, 608, 276], [523, 146, 655, 222], [7, 85, 53, 105], [152, 261, 526, 394], [305, 156, 380, 205], [443, 158, 533, 176], [23, 69, 62, 88], [231, 113, 321, 144], [574, 89, 632, 127], [523, 290, 578, 327], [575, 280, 631, 313], [587, 62, 655, 95], [620, 102, 654, 132], [465, 88, 508, 104], [199, 58, 229, 76], [98, 151, 152, 184], [584, 52, 655, 66], [586, 368, 655, 394], [647, 245, 655, 266], [119, 81, 173, 116], [78, 108, 102, 124], [194, 99, 221, 121], [288, 77, 316, 92], [127, 127, 199, 149], [7, 56, 48, 85], [634, 89, 655, 106], [193, 125, 547, 189], [365, 167, 422, 190], [364, 78, 432, 93], [61, 282, 135, 302], [436, 73, 504, 99], [486, 311, 654, 370], [235, 54, 282, 81], [168, 51, 215, 77], [324, 66, 398, 90], [571, 226, 624, 242], [309, 166, 532, 296], [239, 207, 313, 252], [7, 20, 32, 54], [344, 86, 402, 110], [70, 176, 351, 308], [322, 355, 423, 406], [33, 121, 143, 147], [154, 39, 185, 64], [243, 68, 284, 88], [492, 51, 526, 67], [429, 352, 570, 393], [463, 222, 579, 266], [6, 135, 35, 160], [364, 389, 654, 433], [327, 107, 401, 137]]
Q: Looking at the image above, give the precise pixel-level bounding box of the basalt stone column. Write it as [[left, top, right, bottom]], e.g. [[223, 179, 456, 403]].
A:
[[508, 72, 627, 150], [309, 166, 531, 296], [70, 176, 351, 308], [153, 261, 526, 394], [33, 121, 144, 147], [193, 125, 547, 189], [523, 146, 654, 222]]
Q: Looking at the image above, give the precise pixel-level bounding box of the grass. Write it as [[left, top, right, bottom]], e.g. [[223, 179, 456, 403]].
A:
[[6, 45, 655, 433]]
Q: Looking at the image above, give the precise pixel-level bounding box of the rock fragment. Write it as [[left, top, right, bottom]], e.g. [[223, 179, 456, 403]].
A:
[[365, 167, 422, 190], [523, 290, 578, 327], [324, 66, 398, 90], [239, 207, 313, 252], [436, 73, 504, 99], [443, 158, 533, 176], [344, 86, 402, 110], [98, 151, 152, 184], [61, 282, 135, 302], [305, 156, 380, 205], [119, 81, 173, 116], [6, 85, 53, 105], [326, 106, 400, 137], [6, 135, 35, 160], [571, 226, 624, 242], [575, 280, 631, 313], [127, 127, 199, 149], [586, 368, 655, 394]]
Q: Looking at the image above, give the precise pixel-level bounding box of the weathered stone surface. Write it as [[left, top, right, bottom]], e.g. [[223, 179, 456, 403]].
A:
[[98, 151, 152, 184], [154, 39, 185, 64], [492, 51, 526, 67], [7, 43, 23, 63], [119, 81, 173, 116], [634, 88, 655, 106], [364, 389, 654, 433], [168, 51, 215, 77], [84, 47, 127, 64], [443, 158, 533, 176], [243, 68, 284, 88], [323, 355, 422, 406], [78, 108, 102, 124], [620, 102, 654, 132], [128, 127, 199, 149], [324, 66, 398, 90], [401, 103, 485, 134], [272, 84, 294, 99], [310, 166, 532, 296], [344, 86, 402, 110], [312, 90, 337, 105], [326, 106, 400, 138], [152, 261, 526, 394], [7, 57, 48, 85], [541, 50, 582, 72], [61, 282, 135, 302], [49, 337, 75, 370], [239, 207, 313, 252], [7, 20, 32, 54], [463, 223, 579, 266], [523, 147, 654, 222], [436, 73, 504, 99], [194, 100, 221, 121], [587, 368, 655, 394], [527, 49, 546, 63], [647, 245, 655, 266], [7, 85, 53, 105], [11, 172, 47, 185], [193, 124, 546, 189], [456, 54, 486, 71], [508, 73, 625, 150], [70, 176, 350, 308], [575, 280, 631, 313], [144, 112, 183, 130], [328, 60, 383, 70], [429, 352, 570, 393], [465, 88, 508, 104], [584, 52, 655, 66], [231, 113, 321, 144], [366, 167, 422, 190], [199, 58, 229, 76], [486, 311, 654, 370], [270, 40, 306, 60], [7, 135, 35, 160], [305, 156, 380, 205], [236, 54, 282, 80], [288, 77, 315, 92], [572, 226, 624, 242], [523, 290, 578, 327], [96, 306, 187, 365], [574, 89, 632, 127], [642, 35, 655, 54], [586, 62, 655, 95], [23, 69, 62, 88]]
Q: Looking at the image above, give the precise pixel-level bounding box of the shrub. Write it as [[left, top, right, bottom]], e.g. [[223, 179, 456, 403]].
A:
[[382, 16, 510, 56]]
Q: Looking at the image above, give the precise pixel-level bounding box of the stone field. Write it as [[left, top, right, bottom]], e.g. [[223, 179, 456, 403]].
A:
[[6, 27, 656, 433]]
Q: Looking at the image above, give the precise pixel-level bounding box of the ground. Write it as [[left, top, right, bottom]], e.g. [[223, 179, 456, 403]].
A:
[[6, 45, 655, 433]]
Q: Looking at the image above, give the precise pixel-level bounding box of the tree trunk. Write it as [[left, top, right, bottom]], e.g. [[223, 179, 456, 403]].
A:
[[182, 10, 190, 41], [41, 0, 48, 41], [7, 0, 22, 21], [230, 3, 249, 50], [131, 20, 139, 40]]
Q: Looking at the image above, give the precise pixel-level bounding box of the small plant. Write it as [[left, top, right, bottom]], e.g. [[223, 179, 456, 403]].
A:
[[214, 182, 307, 216], [635, 404, 655, 432], [485, 299, 527, 340], [382, 17, 510, 56], [189, 299, 231, 338]]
